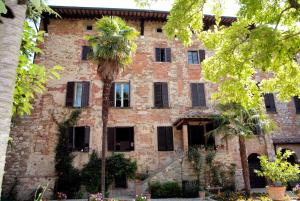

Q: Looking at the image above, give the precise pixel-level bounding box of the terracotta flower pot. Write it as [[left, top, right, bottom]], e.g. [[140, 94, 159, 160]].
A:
[[266, 186, 286, 201], [199, 191, 205, 199]]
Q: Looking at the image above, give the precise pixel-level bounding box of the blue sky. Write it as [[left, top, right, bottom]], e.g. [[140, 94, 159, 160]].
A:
[[47, 0, 239, 16]]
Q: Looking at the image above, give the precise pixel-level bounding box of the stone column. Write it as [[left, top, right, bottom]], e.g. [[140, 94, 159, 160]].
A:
[[0, 0, 26, 196], [182, 124, 189, 151]]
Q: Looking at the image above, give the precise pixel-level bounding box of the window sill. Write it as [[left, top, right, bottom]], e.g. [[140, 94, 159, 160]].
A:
[[266, 111, 277, 114], [151, 106, 171, 109], [158, 150, 174, 152], [153, 61, 171, 63], [65, 106, 90, 109], [109, 150, 134, 152], [111, 107, 132, 109], [188, 63, 200, 66], [190, 106, 208, 109]]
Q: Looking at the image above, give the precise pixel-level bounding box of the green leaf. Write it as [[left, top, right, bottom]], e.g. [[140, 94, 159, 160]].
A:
[[0, 0, 7, 15]]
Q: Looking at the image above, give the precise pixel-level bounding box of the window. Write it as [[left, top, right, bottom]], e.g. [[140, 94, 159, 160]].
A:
[[86, 25, 93, 31], [294, 96, 300, 114], [154, 82, 169, 108], [188, 51, 199, 64], [264, 93, 276, 112], [68, 126, 90, 152], [82, 46, 91, 60], [110, 83, 130, 107], [190, 83, 206, 107], [157, 126, 174, 151], [155, 48, 171, 62], [115, 175, 127, 188], [156, 28, 163, 33], [199, 49, 206, 63], [66, 81, 90, 107], [107, 127, 134, 151], [188, 124, 215, 149]]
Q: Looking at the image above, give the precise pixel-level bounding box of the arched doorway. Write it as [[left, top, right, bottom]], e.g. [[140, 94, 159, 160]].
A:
[[248, 153, 266, 188]]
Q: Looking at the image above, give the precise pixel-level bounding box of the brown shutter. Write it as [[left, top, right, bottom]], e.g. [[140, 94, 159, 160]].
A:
[[166, 48, 171, 62], [264, 93, 276, 112], [128, 81, 131, 107], [154, 83, 163, 107], [109, 83, 115, 107], [81, 81, 90, 107], [199, 49, 205, 63], [162, 83, 169, 107], [107, 127, 115, 151], [191, 83, 199, 107], [82, 46, 91, 60], [294, 96, 300, 114], [197, 83, 206, 106], [129, 127, 134, 150], [157, 127, 166, 151], [155, 48, 161, 62], [166, 127, 174, 151], [68, 127, 74, 151], [66, 82, 74, 107], [84, 126, 90, 152]]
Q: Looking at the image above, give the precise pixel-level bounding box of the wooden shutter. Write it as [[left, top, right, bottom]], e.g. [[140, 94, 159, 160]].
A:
[[264, 93, 276, 112], [109, 83, 115, 107], [157, 127, 166, 151], [67, 127, 74, 151], [162, 83, 169, 107], [129, 127, 134, 150], [107, 127, 115, 151], [166, 48, 171, 62], [155, 48, 161, 62], [294, 96, 300, 114], [166, 127, 174, 151], [128, 81, 131, 107], [191, 83, 199, 107], [197, 83, 206, 106], [82, 46, 91, 60], [154, 83, 163, 107], [81, 81, 90, 107], [199, 49, 205, 63], [84, 126, 90, 152], [66, 82, 74, 107]]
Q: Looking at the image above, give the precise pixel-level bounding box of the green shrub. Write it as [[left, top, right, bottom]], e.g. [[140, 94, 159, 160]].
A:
[[256, 148, 300, 186], [81, 152, 101, 193], [150, 181, 181, 198]]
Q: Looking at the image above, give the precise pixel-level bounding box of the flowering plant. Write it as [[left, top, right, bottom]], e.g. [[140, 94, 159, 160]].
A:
[[293, 184, 300, 194], [89, 193, 104, 201], [135, 194, 147, 201], [56, 192, 67, 200]]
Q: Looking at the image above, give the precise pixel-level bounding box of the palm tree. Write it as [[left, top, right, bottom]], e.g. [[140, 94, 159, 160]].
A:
[[86, 16, 138, 195], [210, 103, 274, 194]]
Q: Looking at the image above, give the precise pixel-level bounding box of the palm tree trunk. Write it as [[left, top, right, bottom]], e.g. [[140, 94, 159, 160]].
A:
[[239, 136, 251, 194], [101, 78, 113, 196], [0, 0, 26, 196]]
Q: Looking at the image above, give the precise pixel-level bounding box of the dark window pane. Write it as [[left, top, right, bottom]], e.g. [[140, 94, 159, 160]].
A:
[[188, 51, 199, 64], [74, 127, 85, 151], [115, 127, 134, 151], [294, 96, 300, 114], [264, 93, 276, 112], [115, 175, 127, 188], [123, 99, 129, 107], [160, 49, 165, 62]]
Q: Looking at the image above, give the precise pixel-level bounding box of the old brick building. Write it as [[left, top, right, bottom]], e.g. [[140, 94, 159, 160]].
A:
[[2, 6, 300, 200]]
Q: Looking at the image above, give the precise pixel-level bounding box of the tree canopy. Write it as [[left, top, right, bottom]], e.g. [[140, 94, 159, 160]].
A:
[[138, 0, 300, 110], [85, 16, 139, 79]]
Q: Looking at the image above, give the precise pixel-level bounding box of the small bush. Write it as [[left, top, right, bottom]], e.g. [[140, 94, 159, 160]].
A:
[[149, 181, 181, 198]]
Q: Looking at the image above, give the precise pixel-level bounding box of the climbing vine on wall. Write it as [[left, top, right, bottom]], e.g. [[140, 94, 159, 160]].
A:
[[54, 110, 137, 198], [54, 110, 81, 197]]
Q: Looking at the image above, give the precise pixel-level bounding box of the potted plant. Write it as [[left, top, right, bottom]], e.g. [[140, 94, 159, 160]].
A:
[[198, 186, 205, 199], [255, 148, 300, 201], [293, 184, 300, 199]]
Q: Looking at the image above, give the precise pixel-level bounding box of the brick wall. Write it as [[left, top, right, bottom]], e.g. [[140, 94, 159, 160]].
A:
[[3, 17, 300, 199]]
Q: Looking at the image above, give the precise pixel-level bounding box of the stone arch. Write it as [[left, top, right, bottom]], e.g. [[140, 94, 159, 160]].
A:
[[248, 153, 266, 188]]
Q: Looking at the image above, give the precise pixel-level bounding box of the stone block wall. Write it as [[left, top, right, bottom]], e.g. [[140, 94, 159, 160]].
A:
[[2, 16, 300, 199]]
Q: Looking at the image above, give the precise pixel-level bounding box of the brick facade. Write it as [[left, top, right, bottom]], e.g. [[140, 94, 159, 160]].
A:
[[2, 8, 300, 200]]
